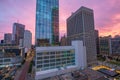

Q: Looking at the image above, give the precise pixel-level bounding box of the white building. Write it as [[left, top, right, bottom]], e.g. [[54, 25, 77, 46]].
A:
[[23, 30, 32, 52], [35, 41, 87, 80]]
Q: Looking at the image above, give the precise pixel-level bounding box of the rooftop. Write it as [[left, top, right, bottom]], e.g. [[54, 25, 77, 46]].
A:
[[67, 6, 93, 21]]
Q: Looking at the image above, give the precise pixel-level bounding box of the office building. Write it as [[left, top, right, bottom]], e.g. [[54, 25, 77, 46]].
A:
[[95, 30, 100, 54], [23, 30, 32, 51], [35, 41, 87, 80], [35, 0, 59, 46], [111, 36, 120, 54], [67, 6, 97, 66], [4, 33, 12, 44], [12, 23, 25, 46], [99, 35, 112, 55]]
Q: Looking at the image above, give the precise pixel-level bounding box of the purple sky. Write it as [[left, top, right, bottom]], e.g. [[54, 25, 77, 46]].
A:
[[0, 0, 120, 44]]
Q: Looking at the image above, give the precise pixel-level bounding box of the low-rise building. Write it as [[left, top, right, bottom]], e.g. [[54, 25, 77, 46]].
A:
[[99, 35, 112, 55], [35, 41, 87, 80], [111, 36, 120, 55], [0, 53, 22, 67]]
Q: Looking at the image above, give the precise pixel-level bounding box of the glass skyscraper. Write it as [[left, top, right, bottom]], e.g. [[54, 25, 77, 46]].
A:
[[35, 0, 59, 46]]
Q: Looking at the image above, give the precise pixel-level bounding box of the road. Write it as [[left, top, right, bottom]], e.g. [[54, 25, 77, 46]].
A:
[[15, 49, 34, 80], [18, 60, 31, 80], [17, 56, 33, 80]]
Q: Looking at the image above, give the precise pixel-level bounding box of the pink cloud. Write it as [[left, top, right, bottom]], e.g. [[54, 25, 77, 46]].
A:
[[0, 0, 120, 44]]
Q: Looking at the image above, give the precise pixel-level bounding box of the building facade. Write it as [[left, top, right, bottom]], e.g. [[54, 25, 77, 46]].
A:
[[111, 36, 120, 54], [60, 35, 67, 46], [99, 36, 112, 55], [35, 0, 59, 46], [67, 6, 97, 66], [35, 41, 87, 80], [23, 30, 32, 51], [4, 33, 12, 44], [12, 23, 25, 46], [0, 56, 22, 68], [95, 30, 100, 54]]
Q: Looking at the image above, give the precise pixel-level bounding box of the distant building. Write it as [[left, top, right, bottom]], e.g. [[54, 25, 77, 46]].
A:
[[60, 35, 67, 46], [99, 35, 112, 55], [95, 30, 100, 54], [4, 33, 12, 44], [35, 0, 59, 46], [67, 6, 97, 66], [111, 36, 120, 54], [23, 30, 32, 51], [12, 23, 25, 46], [35, 41, 87, 80]]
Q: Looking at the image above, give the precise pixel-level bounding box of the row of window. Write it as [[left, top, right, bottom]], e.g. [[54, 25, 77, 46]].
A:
[[37, 50, 74, 55], [37, 53, 74, 57], [37, 62, 75, 70], [37, 57, 75, 61], [37, 59, 75, 64]]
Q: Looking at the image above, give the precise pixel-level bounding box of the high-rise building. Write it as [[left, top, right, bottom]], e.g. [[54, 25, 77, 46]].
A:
[[95, 30, 100, 54], [23, 30, 32, 51], [67, 6, 97, 66], [35, 0, 59, 46], [4, 33, 12, 44], [12, 23, 25, 46]]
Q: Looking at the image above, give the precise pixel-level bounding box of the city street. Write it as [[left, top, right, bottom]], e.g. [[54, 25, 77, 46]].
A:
[[17, 49, 34, 80], [18, 60, 30, 80]]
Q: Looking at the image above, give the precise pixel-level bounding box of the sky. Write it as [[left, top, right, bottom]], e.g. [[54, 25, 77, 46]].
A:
[[0, 0, 120, 44]]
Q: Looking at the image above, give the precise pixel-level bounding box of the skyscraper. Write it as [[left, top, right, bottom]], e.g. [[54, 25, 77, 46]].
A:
[[12, 23, 25, 46], [4, 33, 12, 44], [23, 30, 32, 50], [35, 0, 59, 46], [95, 30, 100, 54], [67, 6, 97, 66]]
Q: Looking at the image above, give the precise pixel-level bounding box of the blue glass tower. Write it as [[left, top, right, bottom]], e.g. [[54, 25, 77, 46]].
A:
[[35, 0, 59, 46]]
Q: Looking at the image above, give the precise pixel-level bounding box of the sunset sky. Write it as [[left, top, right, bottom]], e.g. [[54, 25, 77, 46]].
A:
[[0, 0, 120, 44]]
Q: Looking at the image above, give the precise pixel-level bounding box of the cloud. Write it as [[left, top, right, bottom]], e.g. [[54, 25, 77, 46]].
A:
[[0, 0, 120, 43]]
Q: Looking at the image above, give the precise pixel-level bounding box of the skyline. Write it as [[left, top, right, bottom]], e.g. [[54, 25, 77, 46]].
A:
[[0, 0, 120, 44]]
